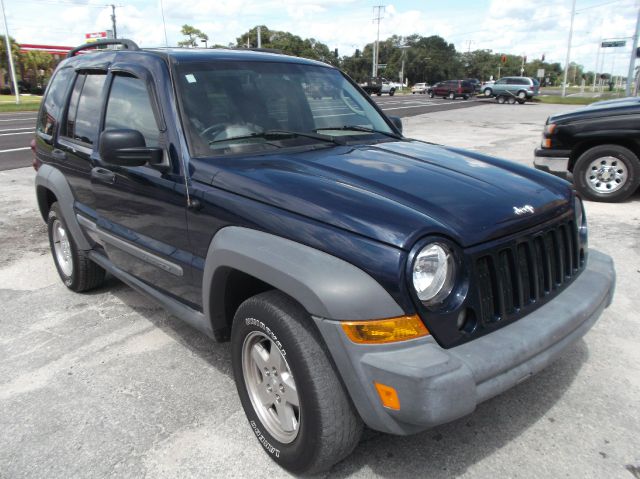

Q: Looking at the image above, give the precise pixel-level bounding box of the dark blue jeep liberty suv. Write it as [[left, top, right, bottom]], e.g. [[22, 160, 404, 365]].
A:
[[34, 39, 615, 474]]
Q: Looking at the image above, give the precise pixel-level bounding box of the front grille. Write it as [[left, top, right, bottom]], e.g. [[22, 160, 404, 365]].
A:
[[473, 218, 583, 325]]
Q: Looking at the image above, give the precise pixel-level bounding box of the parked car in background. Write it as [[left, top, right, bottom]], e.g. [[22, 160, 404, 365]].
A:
[[484, 77, 539, 100], [411, 82, 428, 94], [359, 77, 397, 96], [534, 97, 640, 202], [464, 78, 482, 93], [429, 80, 475, 100]]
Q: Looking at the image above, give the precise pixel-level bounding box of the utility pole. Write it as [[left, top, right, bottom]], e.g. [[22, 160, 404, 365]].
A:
[[626, 6, 640, 96], [372, 5, 384, 78], [159, 0, 168, 46], [257, 26, 261, 48], [0, 0, 19, 104], [110, 4, 117, 39], [562, 0, 576, 97], [593, 39, 601, 92]]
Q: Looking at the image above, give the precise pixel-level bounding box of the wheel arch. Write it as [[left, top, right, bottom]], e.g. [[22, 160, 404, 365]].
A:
[[202, 227, 405, 342], [35, 163, 91, 250]]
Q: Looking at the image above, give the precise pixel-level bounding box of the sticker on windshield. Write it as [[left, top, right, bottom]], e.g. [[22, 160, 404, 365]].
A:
[[185, 74, 196, 84]]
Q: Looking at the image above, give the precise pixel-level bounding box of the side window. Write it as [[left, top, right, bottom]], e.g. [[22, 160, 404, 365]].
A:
[[104, 75, 160, 147], [495, 79, 506, 85], [37, 67, 74, 137], [62, 73, 106, 146]]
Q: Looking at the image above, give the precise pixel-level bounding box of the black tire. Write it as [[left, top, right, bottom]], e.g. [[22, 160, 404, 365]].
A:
[[497, 95, 506, 104], [47, 202, 105, 292], [412, 91, 415, 94], [448, 91, 455, 100], [231, 291, 363, 474], [508, 96, 517, 104], [376, 92, 382, 96], [389, 88, 395, 96], [429, 91, 434, 98], [463, 95, 469, 100], [517, 90, 527, 100], [572, 144, 640, 202]]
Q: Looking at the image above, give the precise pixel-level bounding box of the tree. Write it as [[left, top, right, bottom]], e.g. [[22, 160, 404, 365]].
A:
[[178, 24, 208, 48], [0, 35, 20, 90], [235, 26, 339, 66]]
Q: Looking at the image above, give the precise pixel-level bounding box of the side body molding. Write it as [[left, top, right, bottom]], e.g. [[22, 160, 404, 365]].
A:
[[203, 227, 405, 333], [35, 163, 91, 250]]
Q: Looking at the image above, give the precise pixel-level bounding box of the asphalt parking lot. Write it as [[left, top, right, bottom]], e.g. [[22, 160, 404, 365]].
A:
[[1, 102, 639, 478]]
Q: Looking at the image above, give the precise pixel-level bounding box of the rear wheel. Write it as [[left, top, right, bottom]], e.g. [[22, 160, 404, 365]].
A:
[[497, 95, 506, 104], [573, 144, 640, 202], [231, 291, 363, 474], [517, 90, 527, 100], [47, 202, 105, 292], [508, 96, 517, 104], [389, 88, 395, 96], [463, 95, 469, 100]]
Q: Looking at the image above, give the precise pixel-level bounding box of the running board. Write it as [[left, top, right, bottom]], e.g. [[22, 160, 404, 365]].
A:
[[88, 251, 214, 339]]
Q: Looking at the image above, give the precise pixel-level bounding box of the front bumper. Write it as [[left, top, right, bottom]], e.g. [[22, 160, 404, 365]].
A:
[[534, 148, 573, 180], [314, 249, 615, 435]]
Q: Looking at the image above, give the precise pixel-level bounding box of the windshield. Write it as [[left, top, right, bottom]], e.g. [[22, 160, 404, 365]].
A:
[[175, 60, 394, 157]]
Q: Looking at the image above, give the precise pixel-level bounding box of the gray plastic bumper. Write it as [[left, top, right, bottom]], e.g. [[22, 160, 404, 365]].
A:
[[313, 249, 615, 435]]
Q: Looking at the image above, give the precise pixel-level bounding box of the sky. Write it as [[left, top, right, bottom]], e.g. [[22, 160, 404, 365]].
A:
[[2, 0, 639, 77]]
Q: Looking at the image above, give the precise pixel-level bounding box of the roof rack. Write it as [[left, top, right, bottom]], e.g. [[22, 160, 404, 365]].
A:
[[66, 39, 140, 58]]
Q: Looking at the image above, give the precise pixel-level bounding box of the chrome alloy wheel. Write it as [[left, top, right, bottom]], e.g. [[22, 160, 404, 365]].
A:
[[242, 330, 300, 443], [586, 156, 628, 194], [52, 219, 73, 276]]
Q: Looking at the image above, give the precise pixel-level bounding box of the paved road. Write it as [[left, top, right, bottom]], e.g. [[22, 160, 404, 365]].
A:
[[0, 96, 491, 172], [0, 112, 37, 171]]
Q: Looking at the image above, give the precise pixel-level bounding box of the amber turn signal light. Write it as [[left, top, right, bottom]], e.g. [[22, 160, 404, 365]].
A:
[[374, 382, 401, 410], [341, 315, 429, 344]]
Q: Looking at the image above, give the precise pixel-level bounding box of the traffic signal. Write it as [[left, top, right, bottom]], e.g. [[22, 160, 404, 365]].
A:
[[501, 54, 507, 64]]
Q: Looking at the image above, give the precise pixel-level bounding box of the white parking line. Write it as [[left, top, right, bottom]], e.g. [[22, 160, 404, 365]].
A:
[[0, 131, 33, 137], [0, 127, 33, 132], [0, 147, 30, 154], [380, 101, 465, 111], [0, 117, 37, 122]]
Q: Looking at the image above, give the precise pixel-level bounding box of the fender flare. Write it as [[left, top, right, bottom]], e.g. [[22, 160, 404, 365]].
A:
[[35, 163, 91, 250], [202, 227, 404, 333]]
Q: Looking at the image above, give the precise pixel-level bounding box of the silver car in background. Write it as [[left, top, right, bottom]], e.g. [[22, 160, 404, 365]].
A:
[[484, 76, 540, 100]]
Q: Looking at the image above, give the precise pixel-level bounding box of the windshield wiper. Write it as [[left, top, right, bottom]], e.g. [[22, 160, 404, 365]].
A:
[[314, 125, 403, 140], [209, 129, 344, 146]]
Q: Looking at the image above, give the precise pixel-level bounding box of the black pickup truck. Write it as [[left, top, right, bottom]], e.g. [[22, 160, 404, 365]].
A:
[[534, 97, 640, 202], [34, 39, 615, 474]]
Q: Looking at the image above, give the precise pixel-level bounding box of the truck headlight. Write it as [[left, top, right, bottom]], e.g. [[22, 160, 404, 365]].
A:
[[412, 243, 456, 304]]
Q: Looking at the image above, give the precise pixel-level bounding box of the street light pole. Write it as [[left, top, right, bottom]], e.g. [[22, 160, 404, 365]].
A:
[[0, 0, 19, 105], [561, 0, 577, 97], [593, 39, 601, 92], [626, 6, 640, 96]]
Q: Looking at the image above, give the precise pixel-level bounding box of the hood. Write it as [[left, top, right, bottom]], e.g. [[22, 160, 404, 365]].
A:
[[549, 96, 640, 124], [192, 140, 572, 249]]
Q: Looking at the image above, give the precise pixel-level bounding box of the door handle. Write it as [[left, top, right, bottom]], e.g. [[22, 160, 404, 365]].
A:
[[91, 167, 116, 184], [51, 149, 66, 161]]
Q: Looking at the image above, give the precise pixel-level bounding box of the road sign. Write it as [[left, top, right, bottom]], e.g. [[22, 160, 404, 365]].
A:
[[601, 40, 626, 48], [377, 64, 387, 68], [537, 68, 545, 78]]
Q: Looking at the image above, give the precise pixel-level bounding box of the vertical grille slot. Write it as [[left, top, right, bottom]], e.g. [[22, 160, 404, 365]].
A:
[[472, 218, 585, 330]]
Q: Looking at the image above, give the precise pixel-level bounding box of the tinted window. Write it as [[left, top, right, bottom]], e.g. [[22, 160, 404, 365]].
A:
[[104, 75, 160, 147], [37, 67, 74, 136], [63, 73, 106, 145], [495, 79, 506, 85]]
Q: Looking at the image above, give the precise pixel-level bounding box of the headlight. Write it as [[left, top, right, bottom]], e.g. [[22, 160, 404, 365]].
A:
[[412, 243, 456, 304]]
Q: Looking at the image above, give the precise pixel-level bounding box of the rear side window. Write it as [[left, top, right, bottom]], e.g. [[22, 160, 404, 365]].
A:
[[104, 75, 160, 147], [37, 68, 74, 137], [63, 73, 106, 146]]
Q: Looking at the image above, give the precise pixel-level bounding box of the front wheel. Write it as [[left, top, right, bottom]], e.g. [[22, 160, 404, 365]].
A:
[[389, 88, 395, 96], [448, 91, 455, 100], [231, 291, 363, 474], [573, 144, 640, 202], [484, 88, 492, 97]]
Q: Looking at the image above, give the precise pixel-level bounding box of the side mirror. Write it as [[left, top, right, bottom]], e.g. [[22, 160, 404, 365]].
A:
[[389, 116, 403, 134], [99, 129, 163, 167]]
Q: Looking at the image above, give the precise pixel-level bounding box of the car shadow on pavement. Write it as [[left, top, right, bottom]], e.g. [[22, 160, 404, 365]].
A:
[[328, 340, 589, 478], [104, 278, 235, 379]]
